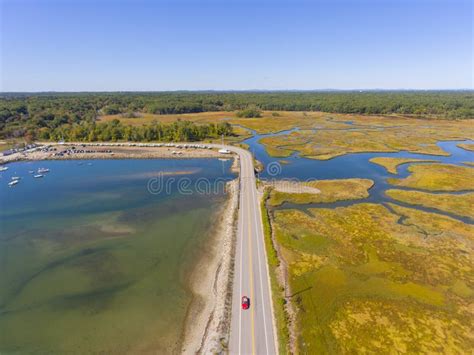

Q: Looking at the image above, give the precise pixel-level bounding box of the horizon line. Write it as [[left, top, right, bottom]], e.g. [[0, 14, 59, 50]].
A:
[[1, 88, 473, 94]]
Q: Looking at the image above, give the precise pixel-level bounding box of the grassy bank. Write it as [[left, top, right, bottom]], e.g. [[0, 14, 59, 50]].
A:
[[260, 188, 290, 354]]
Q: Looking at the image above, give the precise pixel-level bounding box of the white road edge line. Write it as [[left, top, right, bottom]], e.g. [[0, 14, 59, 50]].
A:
[[238, 170, 244, 354], [254, 178, 280, 353], [250, 180, 270, 354]]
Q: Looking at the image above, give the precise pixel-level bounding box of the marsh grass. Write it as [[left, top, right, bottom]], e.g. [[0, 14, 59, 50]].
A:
[[369, 157, 437, 174], [258, 116, 474, 159], [386, 189, 474, 219], [270, 202, 473, 353], [387, 163, 474, 191], [267, 179, 373, 207], [457, 143, 474, 151]]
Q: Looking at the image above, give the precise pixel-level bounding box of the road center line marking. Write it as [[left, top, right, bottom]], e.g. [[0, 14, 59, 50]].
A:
[[238, 172, 244, 355]]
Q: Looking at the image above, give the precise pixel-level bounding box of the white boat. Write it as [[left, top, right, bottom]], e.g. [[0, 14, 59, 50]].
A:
[[8, 180, 19, 187], [11, 176, 21, 180], [34, 174, 44, 178], [37, 168, 50, 173], [0, 166, 8, 172], [28, 170, 35, 174]]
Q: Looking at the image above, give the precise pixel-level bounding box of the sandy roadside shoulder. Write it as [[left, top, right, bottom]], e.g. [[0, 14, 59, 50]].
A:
[[181, 178, 239, 354]]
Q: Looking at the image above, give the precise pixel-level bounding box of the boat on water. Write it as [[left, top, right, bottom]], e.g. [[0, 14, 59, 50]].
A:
[[28, 170, 35, 174], [8, 180, 19, 187], [11, 176, 21, 180], [0, 166, 8, 172], [34, 174, 44, 178], [37, 168, 50, 173]]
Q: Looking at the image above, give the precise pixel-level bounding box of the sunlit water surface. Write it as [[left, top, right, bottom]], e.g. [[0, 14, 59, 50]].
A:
[[0, 158, 234, 353]]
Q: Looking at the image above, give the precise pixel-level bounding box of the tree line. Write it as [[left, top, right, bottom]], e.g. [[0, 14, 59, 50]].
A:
[[4, 119, 233, 142], [0, 91, 472, 140], [35, 119, 233, 143]]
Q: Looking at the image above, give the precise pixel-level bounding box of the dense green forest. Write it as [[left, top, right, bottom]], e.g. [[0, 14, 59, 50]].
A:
[[35, 119, 233, 143], [0, 91, 472, 141]]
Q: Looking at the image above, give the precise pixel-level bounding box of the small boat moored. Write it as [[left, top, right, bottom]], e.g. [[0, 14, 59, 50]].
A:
[[34, 174, 44, 178], [11, 176, 21, 181], [8, 180, 19, 187], [0, 166, 8, 172], [37, 168, 50, 173]]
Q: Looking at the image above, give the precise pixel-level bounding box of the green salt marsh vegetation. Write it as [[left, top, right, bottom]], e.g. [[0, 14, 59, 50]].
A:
[[457, 143, 474, 151], [267, 178, 373, 207], [258, 116, 474, 160], [270, 202, 473, 353], [369, 157, 437, 174], [386, 189, 474, 219], [387, 163, 474, 191]]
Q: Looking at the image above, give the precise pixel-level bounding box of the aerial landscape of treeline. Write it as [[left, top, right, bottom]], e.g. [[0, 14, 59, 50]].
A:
[[0, 91, 472, 141]]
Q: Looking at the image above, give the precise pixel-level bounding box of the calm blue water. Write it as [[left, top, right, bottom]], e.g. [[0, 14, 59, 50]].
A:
[[1, 158, 234, 220], [0, 158, 235, 353]]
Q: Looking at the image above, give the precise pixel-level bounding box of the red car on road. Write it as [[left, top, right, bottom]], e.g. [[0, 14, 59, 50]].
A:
[[242, 296, 250, 310]]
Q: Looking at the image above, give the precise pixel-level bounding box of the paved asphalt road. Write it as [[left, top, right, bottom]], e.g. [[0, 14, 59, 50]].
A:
[[215, 145, 278, 355]]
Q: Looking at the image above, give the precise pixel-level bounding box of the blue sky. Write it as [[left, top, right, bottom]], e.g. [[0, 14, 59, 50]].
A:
[[1, 0, 472, 91]]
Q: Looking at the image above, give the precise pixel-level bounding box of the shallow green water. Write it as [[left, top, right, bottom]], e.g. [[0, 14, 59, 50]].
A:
[[0, 159, 234, 353]]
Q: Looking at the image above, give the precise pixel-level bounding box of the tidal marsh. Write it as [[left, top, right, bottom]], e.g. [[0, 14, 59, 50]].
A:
[[387, 163, 474, 191], [386, 189, 474, 219], [270, 202, 473, 353], [267, 178, 373, 207], [258, 116, 474, 160], [369, 157, 437, 174], [458, 143, 474, 151]]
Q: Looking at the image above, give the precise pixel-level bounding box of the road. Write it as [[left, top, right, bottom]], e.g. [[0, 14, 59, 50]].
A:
[[215, 145, 278, 354]]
